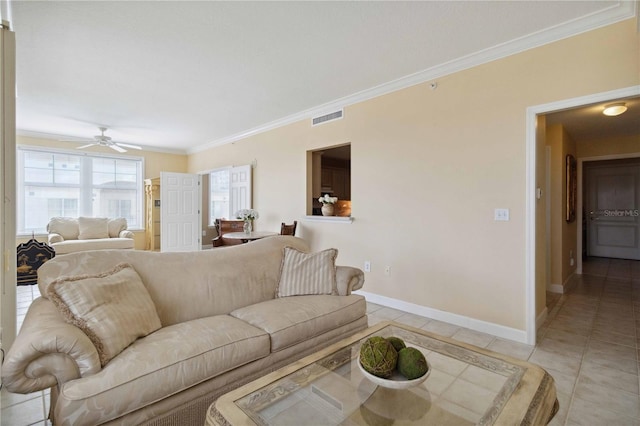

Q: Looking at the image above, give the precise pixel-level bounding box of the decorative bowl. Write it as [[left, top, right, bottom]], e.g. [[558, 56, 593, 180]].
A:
[[357, 356, 431, 389]]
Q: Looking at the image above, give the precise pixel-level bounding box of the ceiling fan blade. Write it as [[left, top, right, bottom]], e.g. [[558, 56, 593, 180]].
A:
[[116, 142, 142, 150], [76, 143, 97, 149], [110, 144, 127, 153]]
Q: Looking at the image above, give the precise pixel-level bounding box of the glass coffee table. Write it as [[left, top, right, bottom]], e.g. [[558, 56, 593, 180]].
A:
[[207, 321, 558, 425]]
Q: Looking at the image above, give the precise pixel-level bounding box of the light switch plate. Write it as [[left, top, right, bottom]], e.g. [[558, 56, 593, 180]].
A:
[[494, 208, 510, 221]]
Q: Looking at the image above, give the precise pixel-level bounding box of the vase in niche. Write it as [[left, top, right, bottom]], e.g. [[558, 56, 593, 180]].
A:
[[321, 204, 335, 216], [243, 220, 252, 234]]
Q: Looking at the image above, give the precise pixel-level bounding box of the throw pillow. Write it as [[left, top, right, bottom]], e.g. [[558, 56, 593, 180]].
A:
[[276, 247, 338, 298], [47, 263, 161, 366], [108, 218, 128, 238], [47, 217, 79, 240], [78, 217, 109, 239]]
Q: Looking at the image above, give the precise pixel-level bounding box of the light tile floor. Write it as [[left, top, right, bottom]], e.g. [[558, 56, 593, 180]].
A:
[[2, 258, 639, 425]]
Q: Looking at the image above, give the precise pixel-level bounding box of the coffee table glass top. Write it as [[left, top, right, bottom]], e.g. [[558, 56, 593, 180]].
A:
[[212, 322, 556, 426]]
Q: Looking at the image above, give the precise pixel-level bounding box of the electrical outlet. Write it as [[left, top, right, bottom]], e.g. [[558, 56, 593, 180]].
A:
[[202, 230, 207, 236], [364, 261, 371, 272], [384, 266, 391, 275]]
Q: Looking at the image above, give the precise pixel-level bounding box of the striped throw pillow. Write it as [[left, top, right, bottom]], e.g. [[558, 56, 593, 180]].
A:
[[276, 247, 338, 297], [47, 263, 161, 366]]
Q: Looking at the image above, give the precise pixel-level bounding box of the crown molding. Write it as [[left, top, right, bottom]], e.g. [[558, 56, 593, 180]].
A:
[[189, 1, 636, 155]]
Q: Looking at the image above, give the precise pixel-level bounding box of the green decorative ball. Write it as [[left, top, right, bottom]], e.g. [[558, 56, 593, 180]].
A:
[[386, 336, 406, 352], [397, 347, 429, 379], [359, 336, 398, 378]]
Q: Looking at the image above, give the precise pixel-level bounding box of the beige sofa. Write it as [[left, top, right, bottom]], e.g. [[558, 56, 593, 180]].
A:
[[2, 236, 367, 425], [47, 217, 134, 255]]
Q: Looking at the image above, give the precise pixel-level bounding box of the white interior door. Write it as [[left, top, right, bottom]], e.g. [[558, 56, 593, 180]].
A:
[[586, 160, 640, 260], [160, 172, 201, 252], [230, 165, 252, 216]]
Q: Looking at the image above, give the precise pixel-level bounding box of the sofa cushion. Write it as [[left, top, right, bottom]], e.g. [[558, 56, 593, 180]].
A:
[[78, 217, 110, 239], [51, 238, 134, 255], [47, 263, 161, 366], [47, 217, 79, 240], [276, 247, 338, 297], [231, 294, 366, 352], [108, 218, 128, 238], [54, 315, 270, 425]]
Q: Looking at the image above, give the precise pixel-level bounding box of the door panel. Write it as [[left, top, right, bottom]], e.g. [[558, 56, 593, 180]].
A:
[[596, 225, 635, 247], [587, 161, 640, 260], [161, 172, 201, 252], [230, 165, 251, 216]]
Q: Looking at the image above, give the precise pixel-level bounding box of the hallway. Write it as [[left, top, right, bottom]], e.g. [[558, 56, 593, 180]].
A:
[[534, 257, 640, 424]]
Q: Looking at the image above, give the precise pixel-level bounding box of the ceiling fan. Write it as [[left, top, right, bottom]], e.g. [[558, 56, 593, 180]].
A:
[[73, 127, 142, 153]]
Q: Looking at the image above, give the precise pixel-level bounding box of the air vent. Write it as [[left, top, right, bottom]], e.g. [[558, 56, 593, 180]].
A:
[[312, 110, 343, 126]]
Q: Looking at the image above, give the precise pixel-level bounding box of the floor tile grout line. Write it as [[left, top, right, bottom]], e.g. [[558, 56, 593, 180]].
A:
[[564, 263, 605, 426], [41, 389, 47, 425]]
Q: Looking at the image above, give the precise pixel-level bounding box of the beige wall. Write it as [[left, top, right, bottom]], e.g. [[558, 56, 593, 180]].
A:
[[546, 125, 578, 290], [187, 20, 639, 332], [577, 133, 640, 159], [16, 135, 188, 249]]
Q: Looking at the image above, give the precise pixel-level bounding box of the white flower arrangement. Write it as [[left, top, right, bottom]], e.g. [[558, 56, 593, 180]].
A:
[[235, 208, 259, 221], [318, 194, 338, 205]]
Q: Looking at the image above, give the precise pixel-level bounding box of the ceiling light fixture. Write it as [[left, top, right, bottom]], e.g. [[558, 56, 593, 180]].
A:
[[602, 102, 627, 116]]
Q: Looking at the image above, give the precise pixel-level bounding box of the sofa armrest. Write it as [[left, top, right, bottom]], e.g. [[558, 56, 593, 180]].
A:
[[48, 233, 64, 244], [336, 266, 365, 296], [1, 298, 101, 394], [119, 229, 134, 239]]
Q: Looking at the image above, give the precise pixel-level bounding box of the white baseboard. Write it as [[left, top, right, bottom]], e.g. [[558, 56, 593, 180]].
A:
[[536, 307, 548, 330], [547, 284, 564, 294], [355, 290, 528, 344], [547, 271, 576, 294]]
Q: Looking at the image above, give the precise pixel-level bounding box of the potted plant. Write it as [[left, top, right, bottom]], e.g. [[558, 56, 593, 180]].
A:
[[235, 209, 259, 233], [318, 194, 338, 216]]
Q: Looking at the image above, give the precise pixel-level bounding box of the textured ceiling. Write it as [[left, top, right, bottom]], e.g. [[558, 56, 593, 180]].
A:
[[7, 1, 636, 153], [546, 96, 640, 142]]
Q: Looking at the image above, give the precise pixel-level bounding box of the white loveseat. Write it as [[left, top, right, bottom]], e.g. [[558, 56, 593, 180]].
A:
[[47, 217, 134, 254], [2, 236, 367, 425]]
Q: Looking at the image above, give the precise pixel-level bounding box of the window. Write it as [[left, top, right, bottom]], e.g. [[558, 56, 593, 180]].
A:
[[308, 144, 351, 216], [48, 198, 79, 218], [209, 169, 230, 223], [17, 146, 144, 234]]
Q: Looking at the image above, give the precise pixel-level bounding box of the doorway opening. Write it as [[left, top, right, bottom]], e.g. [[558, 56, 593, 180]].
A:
[[525, 85, 640, 345]]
